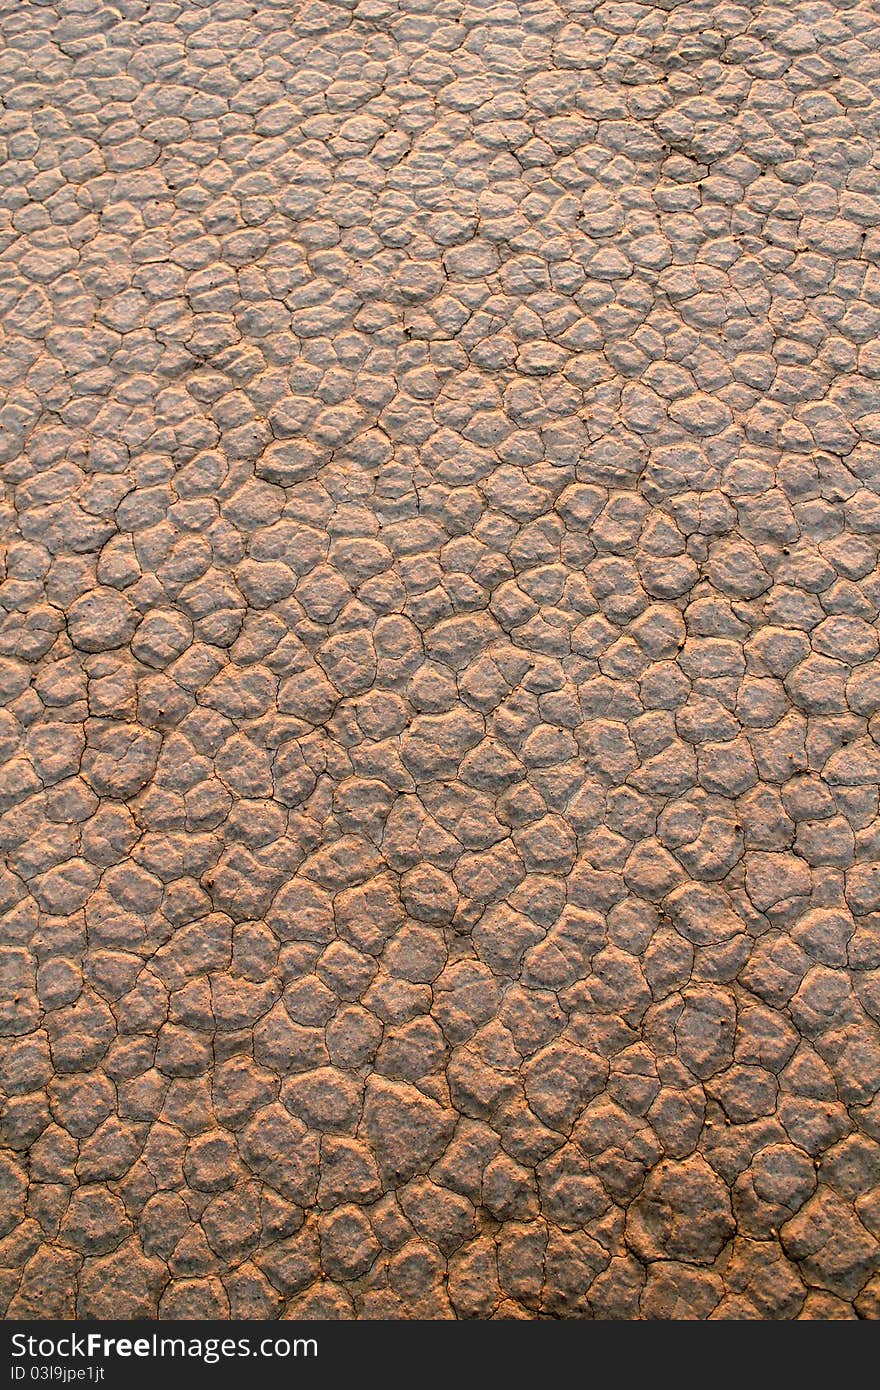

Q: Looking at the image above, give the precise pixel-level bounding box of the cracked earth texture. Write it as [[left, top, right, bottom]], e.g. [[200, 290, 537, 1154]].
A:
[[1, 0, 880, 1324]]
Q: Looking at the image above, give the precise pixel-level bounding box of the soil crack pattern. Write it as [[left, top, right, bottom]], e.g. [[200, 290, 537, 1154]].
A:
[[1, 0, 880, 1321]]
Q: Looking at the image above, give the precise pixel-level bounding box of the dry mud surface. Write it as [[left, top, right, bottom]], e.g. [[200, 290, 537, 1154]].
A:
[[1, 0, 880, 1322]]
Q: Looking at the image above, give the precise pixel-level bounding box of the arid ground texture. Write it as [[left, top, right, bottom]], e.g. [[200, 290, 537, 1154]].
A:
[[1, 0, 880, 1320]]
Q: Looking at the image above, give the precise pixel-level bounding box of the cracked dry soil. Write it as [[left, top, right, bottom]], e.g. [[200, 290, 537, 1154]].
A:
[[1, 0, 880, 1323]]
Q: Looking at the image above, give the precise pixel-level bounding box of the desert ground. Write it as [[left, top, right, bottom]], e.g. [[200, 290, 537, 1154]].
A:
[[1, 0, 880, 1318]]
